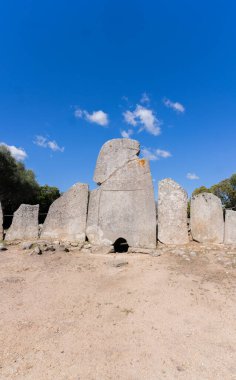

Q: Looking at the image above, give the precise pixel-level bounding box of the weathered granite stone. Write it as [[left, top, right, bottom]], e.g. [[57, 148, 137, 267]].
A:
[[190, 193, 224, 243], [41, 183, 88, 242], [94, 138, 140, 184], [0, 202, 3, 240], [5, 204, 39, 241], [224, 210, 236, 244], [157, 178, 189, 245], [87, 139, 156, 249]]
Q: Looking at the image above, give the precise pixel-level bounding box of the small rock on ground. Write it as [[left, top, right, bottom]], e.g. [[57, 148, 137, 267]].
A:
[[0, 243, 7, 251], [111, 260, 129, 268], [21, 242, 33, 250]]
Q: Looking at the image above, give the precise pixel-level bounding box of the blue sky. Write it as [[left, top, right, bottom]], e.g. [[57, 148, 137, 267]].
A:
[[1, 0, 236, 196]]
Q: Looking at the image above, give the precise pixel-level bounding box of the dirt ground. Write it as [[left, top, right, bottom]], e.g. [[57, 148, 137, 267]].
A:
[[0, 243, 236, 380]]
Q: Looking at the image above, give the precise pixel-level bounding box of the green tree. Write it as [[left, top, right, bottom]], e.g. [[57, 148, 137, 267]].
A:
[[37, 185, 60, 223], [0, 146, 39, 215], [191, 173, 236, 210], [0, 146, 60, 226], [192, 186, 211, 196]]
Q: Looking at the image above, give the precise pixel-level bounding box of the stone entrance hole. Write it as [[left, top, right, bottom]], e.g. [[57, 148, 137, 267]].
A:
[[114, 238, 129, 253]]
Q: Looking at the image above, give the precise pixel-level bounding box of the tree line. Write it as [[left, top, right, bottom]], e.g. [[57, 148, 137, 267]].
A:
[[0, 146, 60, 227], [192, 173, 236, 210]]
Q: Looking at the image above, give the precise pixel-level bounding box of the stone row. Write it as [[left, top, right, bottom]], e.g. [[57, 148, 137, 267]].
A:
[[1, 138, 236, 246]]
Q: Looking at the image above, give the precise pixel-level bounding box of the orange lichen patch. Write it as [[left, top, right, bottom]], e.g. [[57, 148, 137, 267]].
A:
[[138, 159, 146, 167]]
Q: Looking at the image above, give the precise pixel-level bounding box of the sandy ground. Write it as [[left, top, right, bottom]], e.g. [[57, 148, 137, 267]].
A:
[[0, 243, 236, 380]]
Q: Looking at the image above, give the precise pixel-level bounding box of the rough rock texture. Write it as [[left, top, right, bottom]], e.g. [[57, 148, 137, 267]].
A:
[[41, 183, 88, 242], [157, 178, 189, 245], [190, 193, 224, 243], [224, 210, 236, 244], [94, 138, 140, 184], [5, 204, 39, 241], [87, 138, 156, 248], [0, 202, 3, 240]]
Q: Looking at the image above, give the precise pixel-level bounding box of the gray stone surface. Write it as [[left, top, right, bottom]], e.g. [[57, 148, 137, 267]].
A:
[[0, 202, 3, 240], [94, 138, 140, 184], [224, 210, 236, 244], [41, 183, 88, 242], [5, 204, 39, 241], [157, 178, 189, 245], [190, 193, 224, 243], [87, 139, 156, 249]]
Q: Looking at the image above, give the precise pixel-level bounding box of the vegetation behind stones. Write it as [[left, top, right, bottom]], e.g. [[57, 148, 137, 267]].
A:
[[0, 146, 60, 226]]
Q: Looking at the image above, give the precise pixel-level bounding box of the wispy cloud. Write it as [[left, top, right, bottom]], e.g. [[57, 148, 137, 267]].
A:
[[186, 172, 200, 180], [141, 147, 172, 161], [163, 98, 185, 113], [140, 92, 150, 104], [0, 143, 27, 161], [34, 136, 64, 152], [121, 129, 134, 138], [123, 105, 161, 136], [121, 95, 129, 102], [75, 108, 109, 126]]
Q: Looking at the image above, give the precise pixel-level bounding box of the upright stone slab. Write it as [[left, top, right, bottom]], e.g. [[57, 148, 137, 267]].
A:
[[5, 204, 39, 241], [94, 139, 140, 185], [190, 193, 224, 243], [224, 210, 236, 244], [157, 178, 189, 245], [41, 183, 88, 242], [0, 202, 3, 240], [87, 138, 156, 249]]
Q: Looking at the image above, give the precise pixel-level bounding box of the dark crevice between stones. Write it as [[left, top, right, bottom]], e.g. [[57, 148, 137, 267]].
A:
[[114, 238, 129, 253]]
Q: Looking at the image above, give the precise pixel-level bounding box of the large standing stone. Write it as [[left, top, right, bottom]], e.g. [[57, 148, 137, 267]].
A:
[[190, 193, 224, 243], [94, 139, 140, 185], [87, 139, 156, 248], [157, 178, 189, 245], [0, 202, 3, 240], [224, 210, 236, 244], [5, 204, 39, 241], [40, 183, 88, 242]]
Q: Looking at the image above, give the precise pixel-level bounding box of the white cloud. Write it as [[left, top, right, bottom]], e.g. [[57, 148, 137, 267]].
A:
[[123, 104, 161, 136], [163, 98, 185, 113], [75, 108, 109, 126], [74, 108, 83, 118], [34, 136, 64, 152], [156, 149, 172, 158], [121, 129, 133, 138], [123, 110, 137, 126], [140, 92, 150, 104], [141, 147, 172, 161], [186, 172, 200, 180], [0, 143, 27, 161]]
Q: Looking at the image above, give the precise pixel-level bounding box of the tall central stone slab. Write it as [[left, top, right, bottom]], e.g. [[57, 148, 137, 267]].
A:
[[86, 139, 156, 248]]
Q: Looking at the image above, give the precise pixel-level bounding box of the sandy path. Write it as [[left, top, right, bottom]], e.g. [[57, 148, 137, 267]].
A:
[[0, 245, 235, 380]]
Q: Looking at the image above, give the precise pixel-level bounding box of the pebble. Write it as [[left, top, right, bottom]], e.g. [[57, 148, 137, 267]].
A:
[[21, 242, 33, 250], [0, 243, 7, 251]]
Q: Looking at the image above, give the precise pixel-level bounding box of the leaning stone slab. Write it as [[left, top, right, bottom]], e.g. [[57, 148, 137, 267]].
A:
[[5, 204, 39, 241], [157, 178, 189, 245], [224, 210, 236, 244], [0, 202, 3, 240], [40, 183, 88, 242], [87, 139, 156, 249], [190, 193, 224, 243]]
